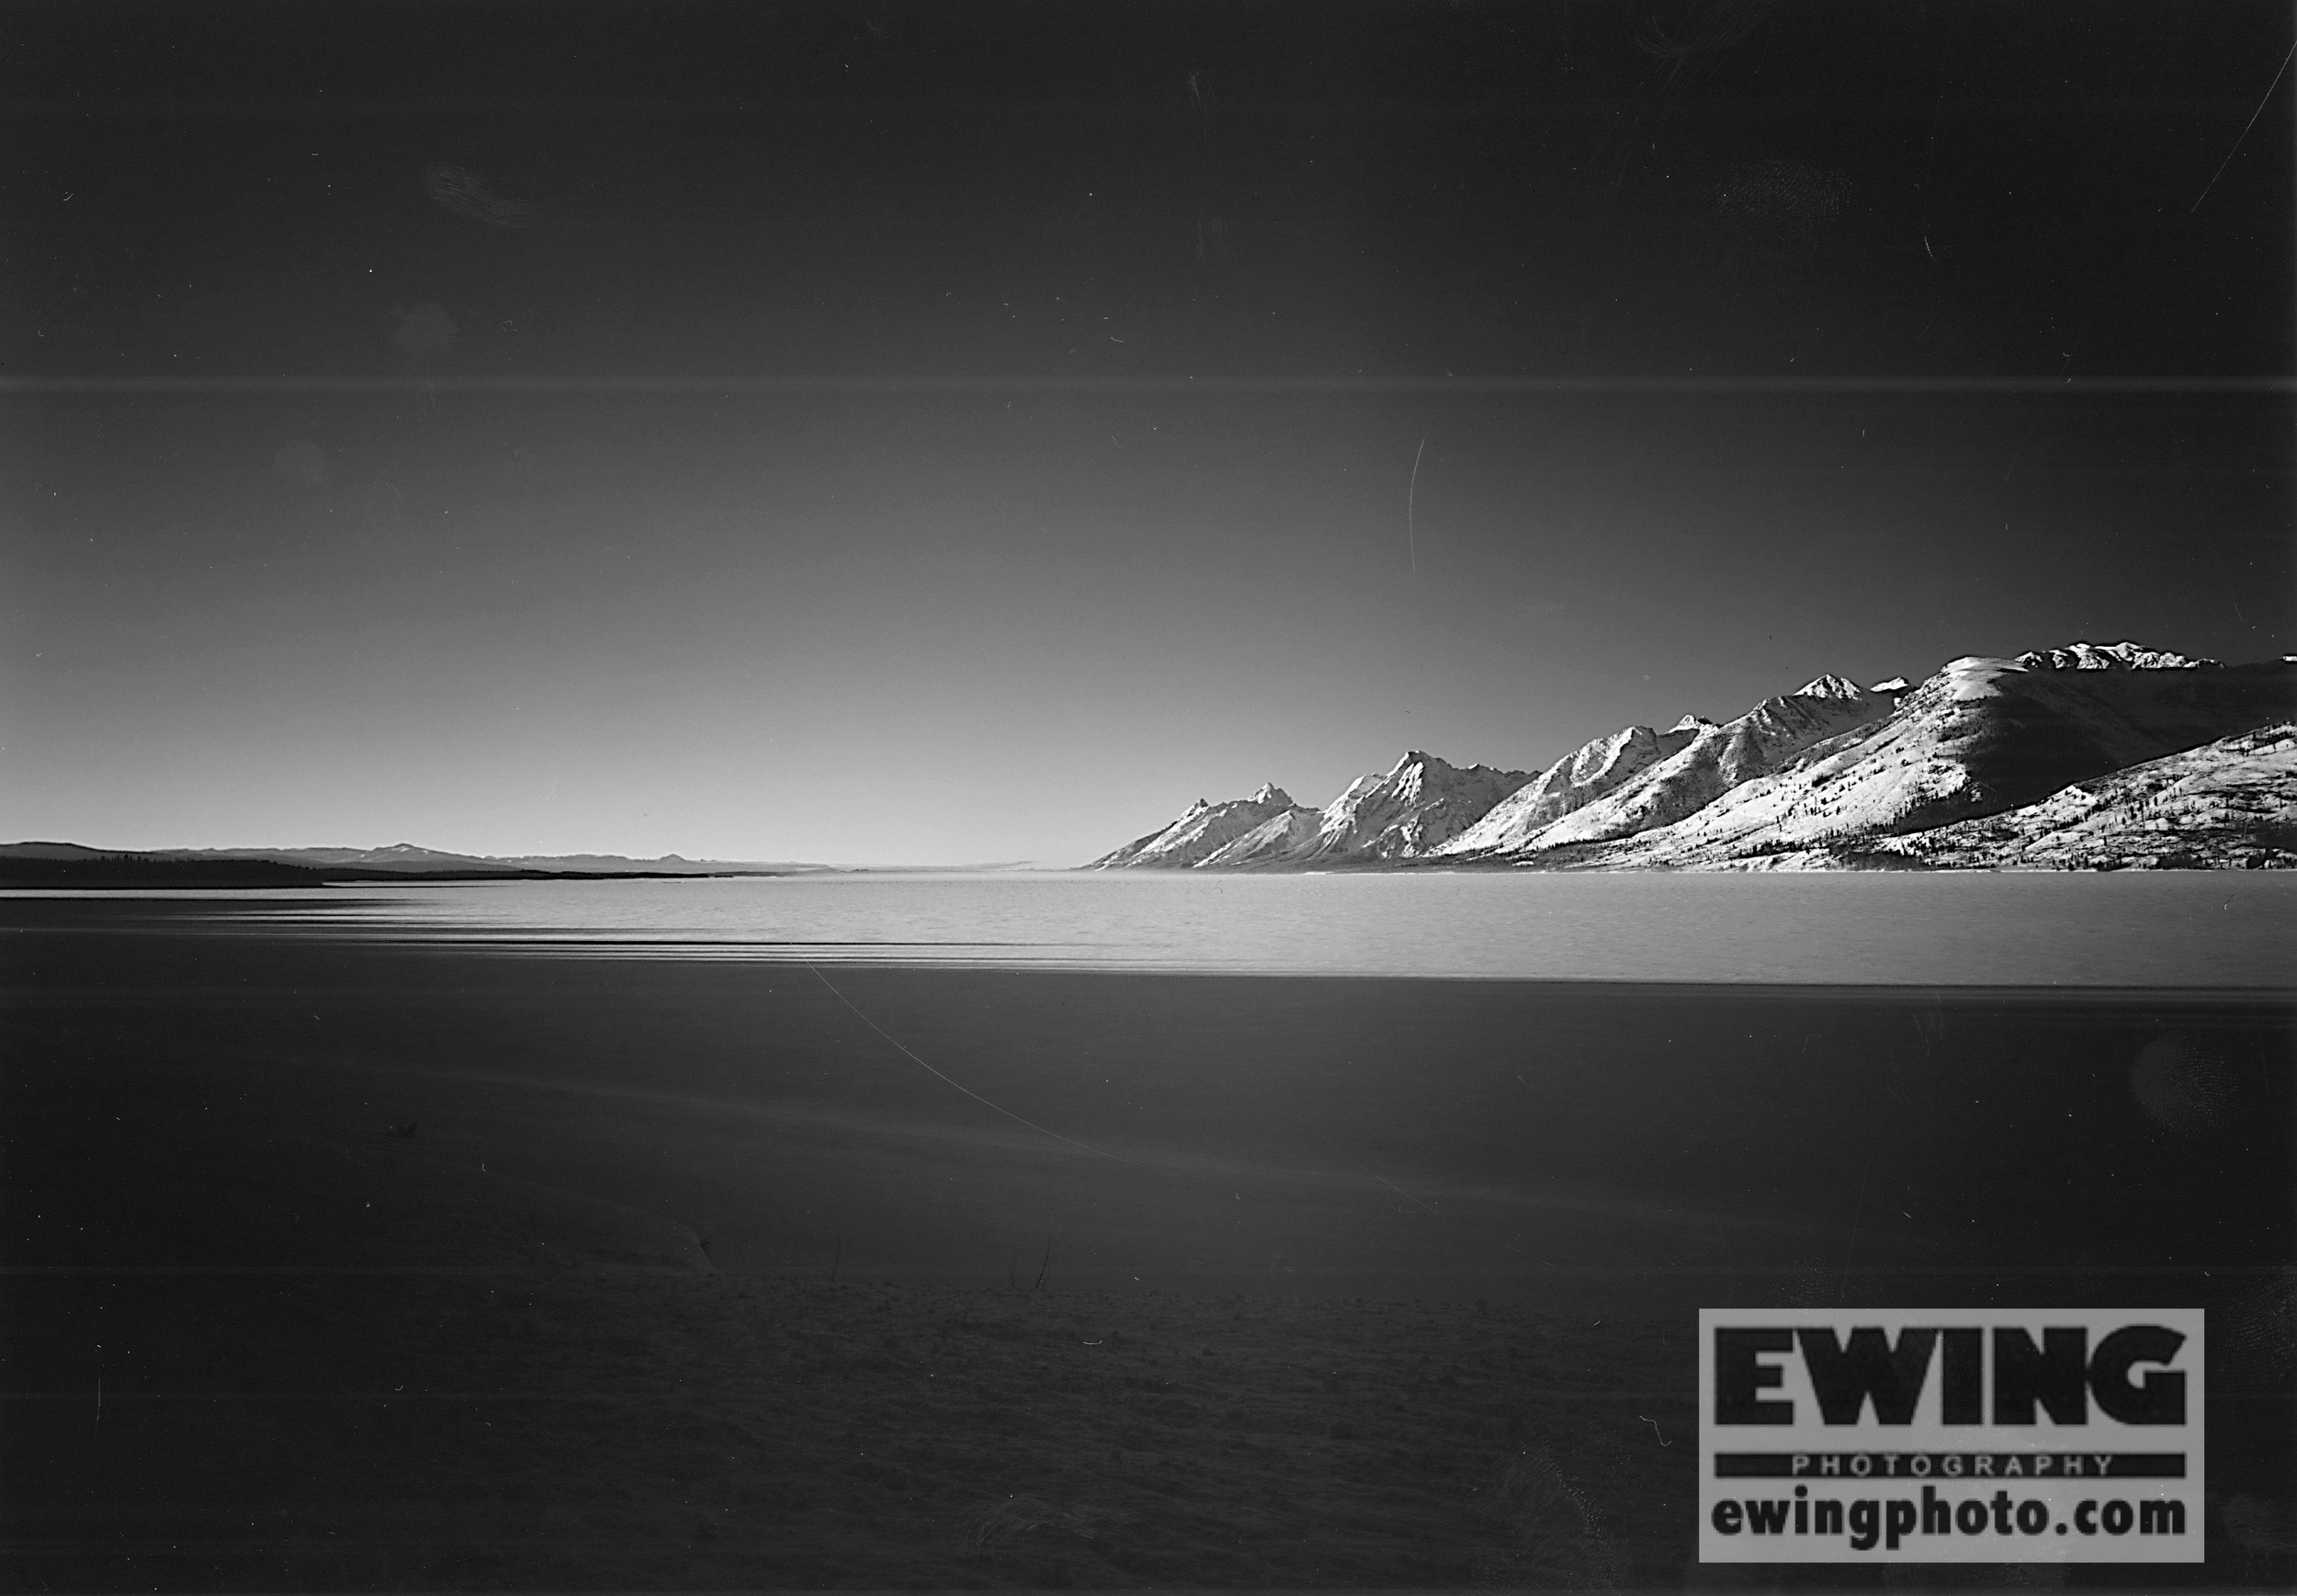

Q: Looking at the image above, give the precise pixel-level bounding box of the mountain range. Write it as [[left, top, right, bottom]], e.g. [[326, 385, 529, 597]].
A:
[[1090, 642, 2297, 872]]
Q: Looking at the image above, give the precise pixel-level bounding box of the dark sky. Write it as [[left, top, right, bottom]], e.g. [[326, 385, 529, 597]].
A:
[[6, 1, 2291, 863]]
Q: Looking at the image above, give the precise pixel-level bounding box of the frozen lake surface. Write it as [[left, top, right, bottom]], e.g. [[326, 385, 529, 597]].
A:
[[60, 868, 2297, 986]]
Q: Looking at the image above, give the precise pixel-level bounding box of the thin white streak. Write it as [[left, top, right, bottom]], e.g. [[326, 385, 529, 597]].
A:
[[6, 376, 2286, 396], [1406, 435, 1426, 577], [2191, 38, 2297, 214], [803, 961, 1143, 1166]]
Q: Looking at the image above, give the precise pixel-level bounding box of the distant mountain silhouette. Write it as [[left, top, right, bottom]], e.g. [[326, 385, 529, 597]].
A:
[[0, 840, 834, 889]]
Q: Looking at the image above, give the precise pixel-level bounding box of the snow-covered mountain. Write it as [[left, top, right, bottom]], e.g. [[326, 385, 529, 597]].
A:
[[1437, 719, 1708, 855], [1088, 783, 1306, 869], [1439, 676, 1887, 858], [1297, 752, 1532, 865], [1568, 648, 2297, 868], [1852, 721, 2297, 870], [1093, 755, 1528, 869], [1086, 642, 2297, 871]]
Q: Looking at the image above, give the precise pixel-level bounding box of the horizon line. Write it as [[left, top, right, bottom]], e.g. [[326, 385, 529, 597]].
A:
[[0, 839, 1062, 872]]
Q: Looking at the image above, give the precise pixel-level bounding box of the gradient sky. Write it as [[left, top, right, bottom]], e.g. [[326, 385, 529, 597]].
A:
[[6, 2, 2292, 865]]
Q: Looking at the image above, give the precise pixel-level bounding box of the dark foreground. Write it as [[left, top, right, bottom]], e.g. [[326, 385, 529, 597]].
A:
[[3, 899, 2291, 1590]]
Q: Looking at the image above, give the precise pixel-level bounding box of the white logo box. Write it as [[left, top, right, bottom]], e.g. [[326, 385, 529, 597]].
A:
[[1698, 1307, 2202, 1564]]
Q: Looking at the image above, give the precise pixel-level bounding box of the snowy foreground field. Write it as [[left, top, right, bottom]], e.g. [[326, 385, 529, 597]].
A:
[[3, 896, 2291, 1589]]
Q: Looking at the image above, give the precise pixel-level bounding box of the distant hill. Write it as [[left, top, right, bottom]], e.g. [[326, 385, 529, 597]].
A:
[[156, 843, 836, 876], [0, 847, 330, 889], [1089, 642, 2297, 872], [0, 840, 836, 889]]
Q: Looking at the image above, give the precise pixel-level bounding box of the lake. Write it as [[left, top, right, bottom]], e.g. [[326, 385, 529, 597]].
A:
[[50, 866, 2297, 985]]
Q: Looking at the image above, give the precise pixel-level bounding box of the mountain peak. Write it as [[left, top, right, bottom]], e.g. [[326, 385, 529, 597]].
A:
[[1291, 751, 1529, 863], [1794, 674, 1868, 701], [1088, 783, 1305, 869]]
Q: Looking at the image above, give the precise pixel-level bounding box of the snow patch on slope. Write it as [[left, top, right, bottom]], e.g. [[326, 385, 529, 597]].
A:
[[1448, 675, 1888, 855], [1295, 752, 1531, 864], [1089, 784, 1302, 868], [1864, 722, 2296, 869], [1440, 722, 1702, 855], [1197, 805, 1323, 868]]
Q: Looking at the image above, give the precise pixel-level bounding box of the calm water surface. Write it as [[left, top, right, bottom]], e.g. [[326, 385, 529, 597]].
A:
[[53, 869, 2297, 986]]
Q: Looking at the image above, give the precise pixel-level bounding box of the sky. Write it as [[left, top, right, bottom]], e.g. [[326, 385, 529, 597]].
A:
[[5, 1, 2292, 866]]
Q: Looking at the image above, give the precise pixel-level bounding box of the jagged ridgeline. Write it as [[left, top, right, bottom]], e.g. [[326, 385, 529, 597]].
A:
[[1088, 643, 2297, 872]]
